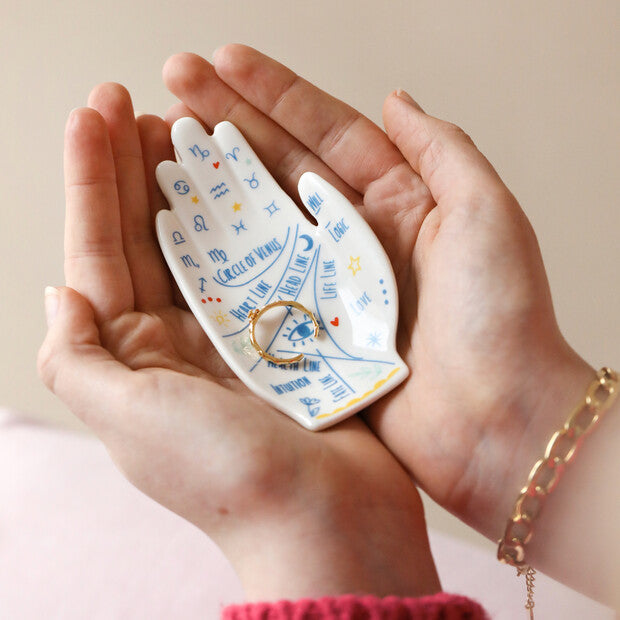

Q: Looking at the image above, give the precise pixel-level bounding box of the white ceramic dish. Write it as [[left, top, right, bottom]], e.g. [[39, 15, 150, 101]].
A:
[[156, 118, 408, 430]]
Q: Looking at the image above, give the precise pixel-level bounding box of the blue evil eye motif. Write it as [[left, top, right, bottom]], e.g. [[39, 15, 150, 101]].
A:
[[299, 397, 321, 417], [285, 318, 316, 346]]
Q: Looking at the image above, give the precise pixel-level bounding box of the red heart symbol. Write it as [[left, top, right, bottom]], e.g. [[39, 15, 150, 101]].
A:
[[330, 317, 339, 326], [213, 162, 220, 169]]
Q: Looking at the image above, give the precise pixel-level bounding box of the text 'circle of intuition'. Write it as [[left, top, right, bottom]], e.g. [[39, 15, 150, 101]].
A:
[[247, 300, 320, 365]]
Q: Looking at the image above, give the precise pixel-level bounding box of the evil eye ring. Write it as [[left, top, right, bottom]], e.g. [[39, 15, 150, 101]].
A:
[[247, 300, 320, 365]]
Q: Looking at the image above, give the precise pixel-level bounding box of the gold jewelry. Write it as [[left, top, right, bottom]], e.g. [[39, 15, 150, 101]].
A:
[[247, 300, 320, 365], [497, 367, 618, 619]]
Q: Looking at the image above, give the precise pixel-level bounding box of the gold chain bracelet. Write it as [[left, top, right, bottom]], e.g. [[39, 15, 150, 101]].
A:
[[497, 367, 618, 619]]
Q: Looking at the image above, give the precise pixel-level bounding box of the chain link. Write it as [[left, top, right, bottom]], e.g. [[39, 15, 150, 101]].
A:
[[497, 367, 618, 618]]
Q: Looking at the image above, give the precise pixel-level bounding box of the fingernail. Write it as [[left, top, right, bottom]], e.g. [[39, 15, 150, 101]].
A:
[[67, 108, 79, 125], [395, 89, 423, 111], [44, 287, 60, 327], [68, 107, 84, 119], [66, 108, 85, 131], [212, 46, 223, 62]]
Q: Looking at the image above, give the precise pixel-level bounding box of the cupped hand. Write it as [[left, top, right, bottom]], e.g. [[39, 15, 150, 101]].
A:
[[161, 45, 593, 540], [37, 84, 440, 600]]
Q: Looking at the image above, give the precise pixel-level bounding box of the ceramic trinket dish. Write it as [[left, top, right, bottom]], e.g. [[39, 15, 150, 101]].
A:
[[156, 118, 408, 430]]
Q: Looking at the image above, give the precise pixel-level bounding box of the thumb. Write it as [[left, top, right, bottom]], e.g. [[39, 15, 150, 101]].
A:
[[37, 286, 133, 433], [382, 90, 511, 208]]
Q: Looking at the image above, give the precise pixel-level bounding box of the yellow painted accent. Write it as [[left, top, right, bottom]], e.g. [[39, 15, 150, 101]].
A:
[[316, 367, 402, 419], [212, 311, 230, 325], [347, 255, 361, 276], [232, 202, 242, 211], [191, 195, 199, 204]]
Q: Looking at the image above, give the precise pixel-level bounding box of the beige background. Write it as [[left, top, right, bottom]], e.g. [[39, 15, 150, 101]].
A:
[[1, 0, 618, 560]]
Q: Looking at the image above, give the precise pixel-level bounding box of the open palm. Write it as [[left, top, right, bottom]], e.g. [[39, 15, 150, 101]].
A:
[[38, 79, 441, 599], [38, 45, 606, 604], [159, 45, 592, 542]]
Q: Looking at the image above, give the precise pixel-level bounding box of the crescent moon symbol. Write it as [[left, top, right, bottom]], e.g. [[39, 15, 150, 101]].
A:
[[299, 234, 314, 251]]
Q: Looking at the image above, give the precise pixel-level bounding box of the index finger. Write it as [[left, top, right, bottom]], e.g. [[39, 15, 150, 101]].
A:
[[211, 44, 406, 195], [163, 52, 361, 208]]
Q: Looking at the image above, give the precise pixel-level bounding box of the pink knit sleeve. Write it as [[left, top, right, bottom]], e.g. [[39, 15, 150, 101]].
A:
[[222, 592, 488, 619]]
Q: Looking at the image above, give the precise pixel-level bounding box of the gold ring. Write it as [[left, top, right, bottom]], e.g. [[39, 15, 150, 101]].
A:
[[247, 300, 320, 365]]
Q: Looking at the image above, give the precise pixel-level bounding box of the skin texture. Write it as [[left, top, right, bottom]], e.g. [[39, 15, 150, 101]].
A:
[[38, 86, 440, 601], [39, 45, 618, 606], [161, 46, 594, 536]]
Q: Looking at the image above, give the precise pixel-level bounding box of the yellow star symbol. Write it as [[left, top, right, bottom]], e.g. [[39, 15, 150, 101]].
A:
[[191, 195, 199, 204], [347, 256, 361, 276], [232, 202, 242, 212]]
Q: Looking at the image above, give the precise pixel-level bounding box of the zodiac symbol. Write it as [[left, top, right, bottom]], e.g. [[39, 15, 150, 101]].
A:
[[188, 144, 210, 161], [207, 248, 228, 263], [232, 220, 247, 235], [198, 277, 208, 293], [180, 255, 200, 268], [174, 180, 190, 195], [193, 215, 208, 232], [172, 231, 186, 245], [225, 146, 240, 161], [299, 397, 321, 418], [210, 182, 230, 199], [264, 201, 279, 217], [243, 172, 259, 189]]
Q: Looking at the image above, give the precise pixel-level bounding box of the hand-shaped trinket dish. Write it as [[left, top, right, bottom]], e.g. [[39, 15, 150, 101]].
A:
[[156, 118, 408, 430]]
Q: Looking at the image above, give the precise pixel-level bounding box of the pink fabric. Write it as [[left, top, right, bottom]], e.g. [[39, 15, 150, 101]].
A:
[[0, 408, 614, 619], [0, 409, 244, 619], [222, 593, 488, 619]]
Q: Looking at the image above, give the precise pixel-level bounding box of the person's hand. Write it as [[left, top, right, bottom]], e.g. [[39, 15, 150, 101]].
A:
[[161, 45, 594, 543], [37, 83, 440, 601]]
